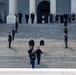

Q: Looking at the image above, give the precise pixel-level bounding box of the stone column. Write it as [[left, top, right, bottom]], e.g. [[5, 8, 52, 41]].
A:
[[71, 0, 76, 13], [7, 0, 18, 24], [29, 0, 36, 23], [50, 0, 56, 14], [50, 0, 56, 22]]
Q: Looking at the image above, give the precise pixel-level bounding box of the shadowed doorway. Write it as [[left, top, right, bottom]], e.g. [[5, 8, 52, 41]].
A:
[[37, 1, 50, 23]]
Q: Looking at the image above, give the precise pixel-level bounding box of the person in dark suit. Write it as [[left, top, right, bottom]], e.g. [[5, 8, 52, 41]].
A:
[[29, 38, 35, 49], [55, 14, 59, 23], [35, 47, 43, 65], [64, 34, 68, 48], [72, 13, 75, 22], [40, 38, 44, 46], [31, 12, 35, 24], [30, 50, 36, 68], [18, 11, 23, 24], [8, 32, 12, 48], [60, 14, 64, 23], [12, 27, 15, 41], [15, 21, 18, 33], [49, 13, 53, 23], [64, 13, 68, 23], [25, 13, 29, 23]]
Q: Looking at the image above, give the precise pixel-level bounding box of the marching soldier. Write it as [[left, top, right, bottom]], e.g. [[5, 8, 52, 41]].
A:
[[8, 32, 12, 48], [35, 47, 43, 65], [30, 50, 36, 68]]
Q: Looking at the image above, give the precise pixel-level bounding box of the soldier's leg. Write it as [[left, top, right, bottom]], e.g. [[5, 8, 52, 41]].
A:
[[31, 60, 35, 68], [65, 42, 68, 48], [37, 57, 40, 65], [9, 41, 11, 48]]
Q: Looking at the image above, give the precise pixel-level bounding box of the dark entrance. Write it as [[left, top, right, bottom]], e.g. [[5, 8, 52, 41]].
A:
[[37, 1, 50, 23]]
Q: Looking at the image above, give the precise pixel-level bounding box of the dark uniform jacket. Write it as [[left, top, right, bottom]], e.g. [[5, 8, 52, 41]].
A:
[[35, 49, 43, 57], [30, 52, 36, 60], [8, 34, 12, 41], [29, 40, 35, 46], [40, 40, 44, 46]]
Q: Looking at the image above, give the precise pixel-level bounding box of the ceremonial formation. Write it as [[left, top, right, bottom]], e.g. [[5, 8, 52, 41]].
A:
[[0, 0, 76, 68]]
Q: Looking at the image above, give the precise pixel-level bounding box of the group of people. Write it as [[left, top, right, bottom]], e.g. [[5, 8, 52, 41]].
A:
[[49, 13, 76, 23], [15, 11, 35, 24], [8, 21, 19, 48], [28, 38, 44, 68]]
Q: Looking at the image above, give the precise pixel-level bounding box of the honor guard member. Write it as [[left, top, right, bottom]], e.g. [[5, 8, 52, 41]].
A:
[[40, 38, 45, 46], [8, 32, 12, 48], [15, 21, 18, 33], [64, 19, 67, 27], [25, 13, 29, 23], [35, 47, 43, 65], [30, 50, 36, 68], [64, 34, 68, 48], [12, 27, 15, 41], [64, 26, 68, 35], [29, 38, 35, 49]]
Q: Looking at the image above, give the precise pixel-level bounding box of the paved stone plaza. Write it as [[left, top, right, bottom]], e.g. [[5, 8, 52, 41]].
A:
[[0, 23, 76, 68]]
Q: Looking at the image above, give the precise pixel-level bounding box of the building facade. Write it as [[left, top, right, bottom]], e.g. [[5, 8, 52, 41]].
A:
[[0, 0, 76, 23]]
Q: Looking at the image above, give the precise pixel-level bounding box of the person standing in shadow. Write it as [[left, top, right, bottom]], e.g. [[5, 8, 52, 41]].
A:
[[25, 13, 29, 23], [31, 12, 35, 24]]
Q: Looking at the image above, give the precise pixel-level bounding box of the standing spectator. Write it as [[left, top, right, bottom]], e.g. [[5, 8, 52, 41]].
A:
[[35, 47, 43, 65], [55, 13, 59, 23], [31, 12, 35, 24], [49, 13, 53, 23], [64, 13, 68, 23], [29, 38, 35, 49], [12, 27, 15, 41], [40, 38, 45, 46], [8, 32, 12, 48], [30, 50, 36, 68], [25, 13, 29, 23], [18, 11, 23, 24], [15, 21, 18, 33], [72, 13, 75, 22]]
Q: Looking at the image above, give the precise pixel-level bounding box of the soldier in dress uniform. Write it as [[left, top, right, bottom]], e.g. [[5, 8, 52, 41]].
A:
[[15, 21, 18, 33], [12, 27, 15, 41], [64, 34, 68, 48], [8, 32, 12, 48], [29, 38, 35, 49], [40, 38, 44, 46]]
